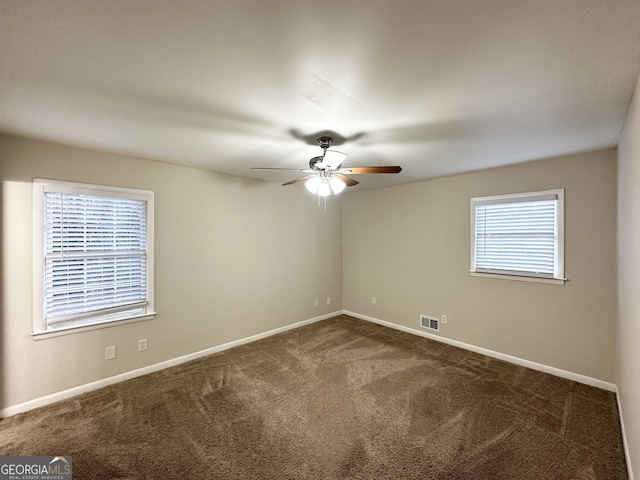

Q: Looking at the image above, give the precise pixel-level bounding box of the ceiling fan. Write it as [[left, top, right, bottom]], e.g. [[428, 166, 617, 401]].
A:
[[251, 136, 402, 196]]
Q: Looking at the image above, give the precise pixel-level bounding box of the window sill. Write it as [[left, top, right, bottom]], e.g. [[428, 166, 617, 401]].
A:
[[469, 272, 566, 285], [32, 312, 157, 340]]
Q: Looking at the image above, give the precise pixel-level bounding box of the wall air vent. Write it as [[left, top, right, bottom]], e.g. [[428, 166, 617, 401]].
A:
[[420, 314, 440, 332]]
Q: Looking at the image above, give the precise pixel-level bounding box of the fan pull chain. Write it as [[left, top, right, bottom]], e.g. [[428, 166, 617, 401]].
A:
[[314, 192, 328, 214]]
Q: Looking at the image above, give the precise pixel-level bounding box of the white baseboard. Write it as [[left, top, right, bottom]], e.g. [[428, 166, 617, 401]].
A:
[[616, 387, 634, 480], [1, 309, 619, 415], [1, 311, 340, 418], [343, 310, 617, 392], [3, 309, 631, 475]]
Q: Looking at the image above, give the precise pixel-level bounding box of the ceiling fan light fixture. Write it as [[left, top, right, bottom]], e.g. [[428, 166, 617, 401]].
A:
[[306, 173, 346, 196]]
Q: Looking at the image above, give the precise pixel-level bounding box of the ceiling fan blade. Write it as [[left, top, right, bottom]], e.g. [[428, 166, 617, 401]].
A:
[[251, 167, 315, 173], [339, 166, 402, 174], [336, 174, 359, 186], [282, 175, 315, 186], [319, 150, 348, 170]]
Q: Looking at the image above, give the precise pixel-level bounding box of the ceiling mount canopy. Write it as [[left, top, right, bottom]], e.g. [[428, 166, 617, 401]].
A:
[[317, 136, 333, 149]]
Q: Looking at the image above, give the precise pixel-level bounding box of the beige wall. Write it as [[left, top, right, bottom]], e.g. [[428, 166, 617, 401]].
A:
[[0, 132, 626, 452], [343, 149, 617, 382], [0, 134, 343, 410], [618, 74, 640, 479]]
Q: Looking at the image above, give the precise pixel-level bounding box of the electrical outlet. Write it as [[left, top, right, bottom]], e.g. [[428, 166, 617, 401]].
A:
[[138, 338, 148, 352], [441, 315, 448, 324], [314, 299, 319, 307], [326, 297, 331, 305], [372, 296, 376, 304], [105, 346, 116, 360]]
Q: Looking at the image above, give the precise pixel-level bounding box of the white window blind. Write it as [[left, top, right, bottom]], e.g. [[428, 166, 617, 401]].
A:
[[34, 180, 155, 334], [470, 190, 564, 281]]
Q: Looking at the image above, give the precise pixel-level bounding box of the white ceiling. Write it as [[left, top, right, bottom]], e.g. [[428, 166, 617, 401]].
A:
[[1, 0, 640, 191]]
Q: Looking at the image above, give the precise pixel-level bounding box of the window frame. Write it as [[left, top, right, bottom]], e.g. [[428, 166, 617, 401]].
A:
[[32, 179, 156, 339], [469, 189, 565, 285]]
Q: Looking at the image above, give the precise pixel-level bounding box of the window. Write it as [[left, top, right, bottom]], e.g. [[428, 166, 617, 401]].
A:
[[470, 189, 565, 284], [33, 179, 155, 336]]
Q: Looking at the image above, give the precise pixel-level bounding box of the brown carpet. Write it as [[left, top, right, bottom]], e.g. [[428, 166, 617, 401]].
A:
[[0, 315, 628, 479]]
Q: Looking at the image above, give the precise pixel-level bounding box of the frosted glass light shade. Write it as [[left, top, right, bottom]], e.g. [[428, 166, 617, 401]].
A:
[[329, 176, 346, 194], [317, 180, 331, 197], [305, 176, 321, 193]]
